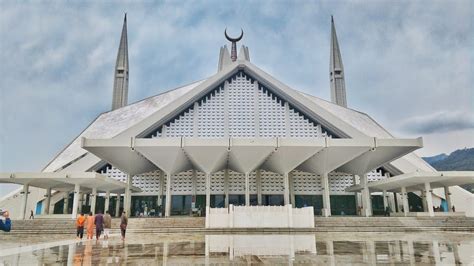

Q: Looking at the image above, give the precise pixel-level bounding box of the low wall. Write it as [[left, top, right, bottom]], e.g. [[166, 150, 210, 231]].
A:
[[206, 234, 316, 259], [206, 204, 314, 228]]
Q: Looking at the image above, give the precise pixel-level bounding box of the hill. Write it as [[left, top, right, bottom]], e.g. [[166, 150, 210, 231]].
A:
[[423, 148, 474, 193]]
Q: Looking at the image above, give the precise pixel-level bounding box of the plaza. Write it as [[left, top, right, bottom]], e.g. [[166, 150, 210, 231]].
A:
[[1, 232, 473, 264]]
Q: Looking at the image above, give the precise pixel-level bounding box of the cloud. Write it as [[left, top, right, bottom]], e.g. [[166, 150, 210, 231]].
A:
[[400, 111, 474, 134]]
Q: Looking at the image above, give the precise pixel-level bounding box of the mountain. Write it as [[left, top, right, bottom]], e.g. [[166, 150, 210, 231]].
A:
[[423, 153, 448, 165], [423, 148, 474, 193]]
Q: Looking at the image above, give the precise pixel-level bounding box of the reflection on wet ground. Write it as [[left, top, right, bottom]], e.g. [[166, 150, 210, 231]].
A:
[[0, 232, 473, 265]]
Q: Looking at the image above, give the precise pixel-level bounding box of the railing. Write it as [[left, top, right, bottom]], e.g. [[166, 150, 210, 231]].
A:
[[206, 204, 314, 228]]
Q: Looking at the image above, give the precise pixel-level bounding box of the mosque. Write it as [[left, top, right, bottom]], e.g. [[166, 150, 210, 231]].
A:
[[1, 15, 473, 220]]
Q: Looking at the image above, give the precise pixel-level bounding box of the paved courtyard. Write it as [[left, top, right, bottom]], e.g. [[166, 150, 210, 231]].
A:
[[0, 231, 473, 265]]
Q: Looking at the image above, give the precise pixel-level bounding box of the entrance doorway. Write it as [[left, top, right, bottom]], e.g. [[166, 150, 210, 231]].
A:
[[295, 195, 323, 215]]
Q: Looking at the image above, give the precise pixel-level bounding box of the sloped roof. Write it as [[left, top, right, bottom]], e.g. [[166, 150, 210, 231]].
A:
[[43, 59, 434, 176], [43, 80, 206, 172], [299, 92, 435, 174]]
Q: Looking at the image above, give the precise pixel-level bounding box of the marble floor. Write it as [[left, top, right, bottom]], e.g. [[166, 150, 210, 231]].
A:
[[0, 231, 473, 265]]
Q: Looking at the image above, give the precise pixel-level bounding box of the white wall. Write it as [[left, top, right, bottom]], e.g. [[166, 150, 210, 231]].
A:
[[206, 204, 314, 228]]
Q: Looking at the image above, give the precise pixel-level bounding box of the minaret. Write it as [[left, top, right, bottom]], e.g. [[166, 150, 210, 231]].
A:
[[329, 16, 347, 107], [111, 14, 129, 111]]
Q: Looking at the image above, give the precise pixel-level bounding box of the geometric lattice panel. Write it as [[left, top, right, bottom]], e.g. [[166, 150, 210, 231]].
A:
[[329, 172, 355, 194], [211, 171, 225, 194], [171, 171, 193, 195], [260, 170, 284, 194], [292, 170, 322, 194], [133, 171, 161, 193], [367, 170, 385, 182]]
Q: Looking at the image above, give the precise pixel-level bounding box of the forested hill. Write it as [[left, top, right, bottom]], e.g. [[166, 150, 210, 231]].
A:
[[422, 148, 474, 193], [423, 148, 474, 171]]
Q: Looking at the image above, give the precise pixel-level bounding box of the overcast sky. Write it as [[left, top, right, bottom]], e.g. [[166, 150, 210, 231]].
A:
[[0, 1, 473, 196]]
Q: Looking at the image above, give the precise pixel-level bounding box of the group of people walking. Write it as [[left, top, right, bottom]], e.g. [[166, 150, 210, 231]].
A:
[[76, 211, 128, 241]]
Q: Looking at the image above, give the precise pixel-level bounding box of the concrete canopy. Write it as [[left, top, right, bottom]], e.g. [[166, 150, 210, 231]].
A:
[[261, 138, 325, 175], [81, 137, 157, 176], [82, 137, 423, 178], [298, 137, 373, 175], [228, 138, 276, 174], [346, 171, 474, 193], [134, 138, 192, 175], [0, 172, 141, 193], [182, 138, 229, 174], [337, 138, 423, 176]]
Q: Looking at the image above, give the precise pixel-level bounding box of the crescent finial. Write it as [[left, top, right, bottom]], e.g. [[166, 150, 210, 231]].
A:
[[225, 28, 244, 43]]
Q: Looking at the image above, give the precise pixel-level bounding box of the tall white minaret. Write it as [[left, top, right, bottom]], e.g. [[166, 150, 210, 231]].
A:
[[111, 14, 129, 111], [329, 16, 347, 107]]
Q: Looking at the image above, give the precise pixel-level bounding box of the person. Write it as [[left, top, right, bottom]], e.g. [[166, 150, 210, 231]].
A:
[[76, 213, 86, 239], [86, 212, 95, 239], [0, 210, 11, 232], [385, 206, 391, 217], [29, 210, 34, 219], [120, 211, 128, 241], [452, 205, 456, 212], [94, 211, 104, 240], [103, 211, 112, 240]]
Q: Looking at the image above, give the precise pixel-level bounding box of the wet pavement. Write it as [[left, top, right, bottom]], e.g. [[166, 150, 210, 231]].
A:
[[0, 232, 473, 265]]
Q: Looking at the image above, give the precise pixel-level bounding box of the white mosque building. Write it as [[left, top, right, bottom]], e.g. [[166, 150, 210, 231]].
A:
[[1, 15, 473, 220]]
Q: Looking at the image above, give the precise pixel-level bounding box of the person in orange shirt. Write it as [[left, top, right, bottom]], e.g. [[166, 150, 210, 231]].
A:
[[76, 213, 86, 239], [85, 212, 95, 239]]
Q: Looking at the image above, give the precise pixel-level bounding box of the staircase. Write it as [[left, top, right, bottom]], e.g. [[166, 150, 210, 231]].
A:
[[313, 216, 474, 232], [7, 216, 474, 235]]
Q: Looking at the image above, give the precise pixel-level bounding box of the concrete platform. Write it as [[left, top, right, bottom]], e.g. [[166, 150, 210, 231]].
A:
[[7, 216, 474, 235]]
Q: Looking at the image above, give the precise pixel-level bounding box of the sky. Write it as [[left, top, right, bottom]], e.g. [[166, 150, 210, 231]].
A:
[[0, 1, 473, 196]]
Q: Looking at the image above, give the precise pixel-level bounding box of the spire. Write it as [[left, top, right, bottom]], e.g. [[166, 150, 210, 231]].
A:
[[329, 16, 347, 107], [111, 13, 129, 111], [217, 45, 232, 71]]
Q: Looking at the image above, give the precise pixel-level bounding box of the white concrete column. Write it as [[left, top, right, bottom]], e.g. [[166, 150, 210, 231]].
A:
[[104, 191, 110, 213], [63, 192, 70, 214], [421, 190, 428, 212], [158, 171, 164, 207], [165, 173, 172, 217], [78, 193, 84, 213], [224, 169, 229, 208], [401, 187, 409, 217], [382, 190, 388, 210], [44, 187, 52, 215], [245, 172, 250, 206], [283, 172, 290, 205], [125, 174, 132, 216], [205, 173, 211, 208], [321, 173, 331, 217], [256, 169, 262, 205], [289, 172, 295, 205], [444, 186, 453, 212], [388, 193, 396, 214], [71, 184, 80, 219], [20, 184, 29, 220], [424, 182, 434, 217], [361, 174, 371, 217], [90, 188, 97, 214], [115, 193, 121, 217]]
